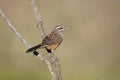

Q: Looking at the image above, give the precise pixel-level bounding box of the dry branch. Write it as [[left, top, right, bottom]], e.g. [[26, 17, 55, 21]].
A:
[[0, 0, 62, 80], [0, 9, 56, 80], [30, 0, 62, 79], [31, 0, 46, 38], [0, 9, 31, 48]]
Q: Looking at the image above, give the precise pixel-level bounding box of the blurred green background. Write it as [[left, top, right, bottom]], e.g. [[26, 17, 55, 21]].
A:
[[0, 0, 120, 80]]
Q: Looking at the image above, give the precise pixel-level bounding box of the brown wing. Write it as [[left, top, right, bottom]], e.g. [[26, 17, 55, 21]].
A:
[[41, 32, 63, 50]]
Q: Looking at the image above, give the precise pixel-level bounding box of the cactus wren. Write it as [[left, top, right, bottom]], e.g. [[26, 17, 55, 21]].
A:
[[26, 25, 70, 55]]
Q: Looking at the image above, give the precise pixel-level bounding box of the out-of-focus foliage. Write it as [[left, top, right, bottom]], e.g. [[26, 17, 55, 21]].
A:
[[0, 0, 120, 80]]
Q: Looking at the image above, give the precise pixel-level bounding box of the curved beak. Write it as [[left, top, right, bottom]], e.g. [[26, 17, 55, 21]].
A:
[[63, 26, 71, 30]]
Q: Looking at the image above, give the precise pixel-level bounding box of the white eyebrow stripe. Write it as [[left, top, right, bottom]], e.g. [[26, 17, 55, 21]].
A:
[[55, 26, 61, 29]]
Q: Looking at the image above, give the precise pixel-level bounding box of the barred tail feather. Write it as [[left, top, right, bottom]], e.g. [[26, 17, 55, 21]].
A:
[[26, 44, 41, 53]]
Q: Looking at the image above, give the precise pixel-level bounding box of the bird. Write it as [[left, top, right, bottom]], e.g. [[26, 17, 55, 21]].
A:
[[26, 25, 70, 55]]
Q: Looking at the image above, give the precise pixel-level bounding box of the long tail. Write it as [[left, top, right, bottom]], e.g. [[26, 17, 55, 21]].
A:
[[26, 44, 41, 53]]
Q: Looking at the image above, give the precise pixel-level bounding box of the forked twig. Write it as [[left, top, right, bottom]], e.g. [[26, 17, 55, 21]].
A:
[[31, 0, 62, 80], [0, 0, 62, 80], [0, 9, 55, 80], [31, 0, 46, 38]]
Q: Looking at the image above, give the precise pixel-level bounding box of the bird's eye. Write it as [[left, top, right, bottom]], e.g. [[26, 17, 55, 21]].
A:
[[59, 27, 63, 29], [56, 26, 63, 30]]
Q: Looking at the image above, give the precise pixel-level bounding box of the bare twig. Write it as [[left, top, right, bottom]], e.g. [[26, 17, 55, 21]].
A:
[[1, 0, 62, 80], [31, 0, 46, 38], [40, 56, 56, 80], [0, 9, 31, 48], [31, 0, 58, 80], [31, 0, 62, 80], [0, 8, 55, 80], [51, 54, 62, 80]]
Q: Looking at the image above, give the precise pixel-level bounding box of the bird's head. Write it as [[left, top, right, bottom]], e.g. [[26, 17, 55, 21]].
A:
[[53, 25, 71, 32]]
